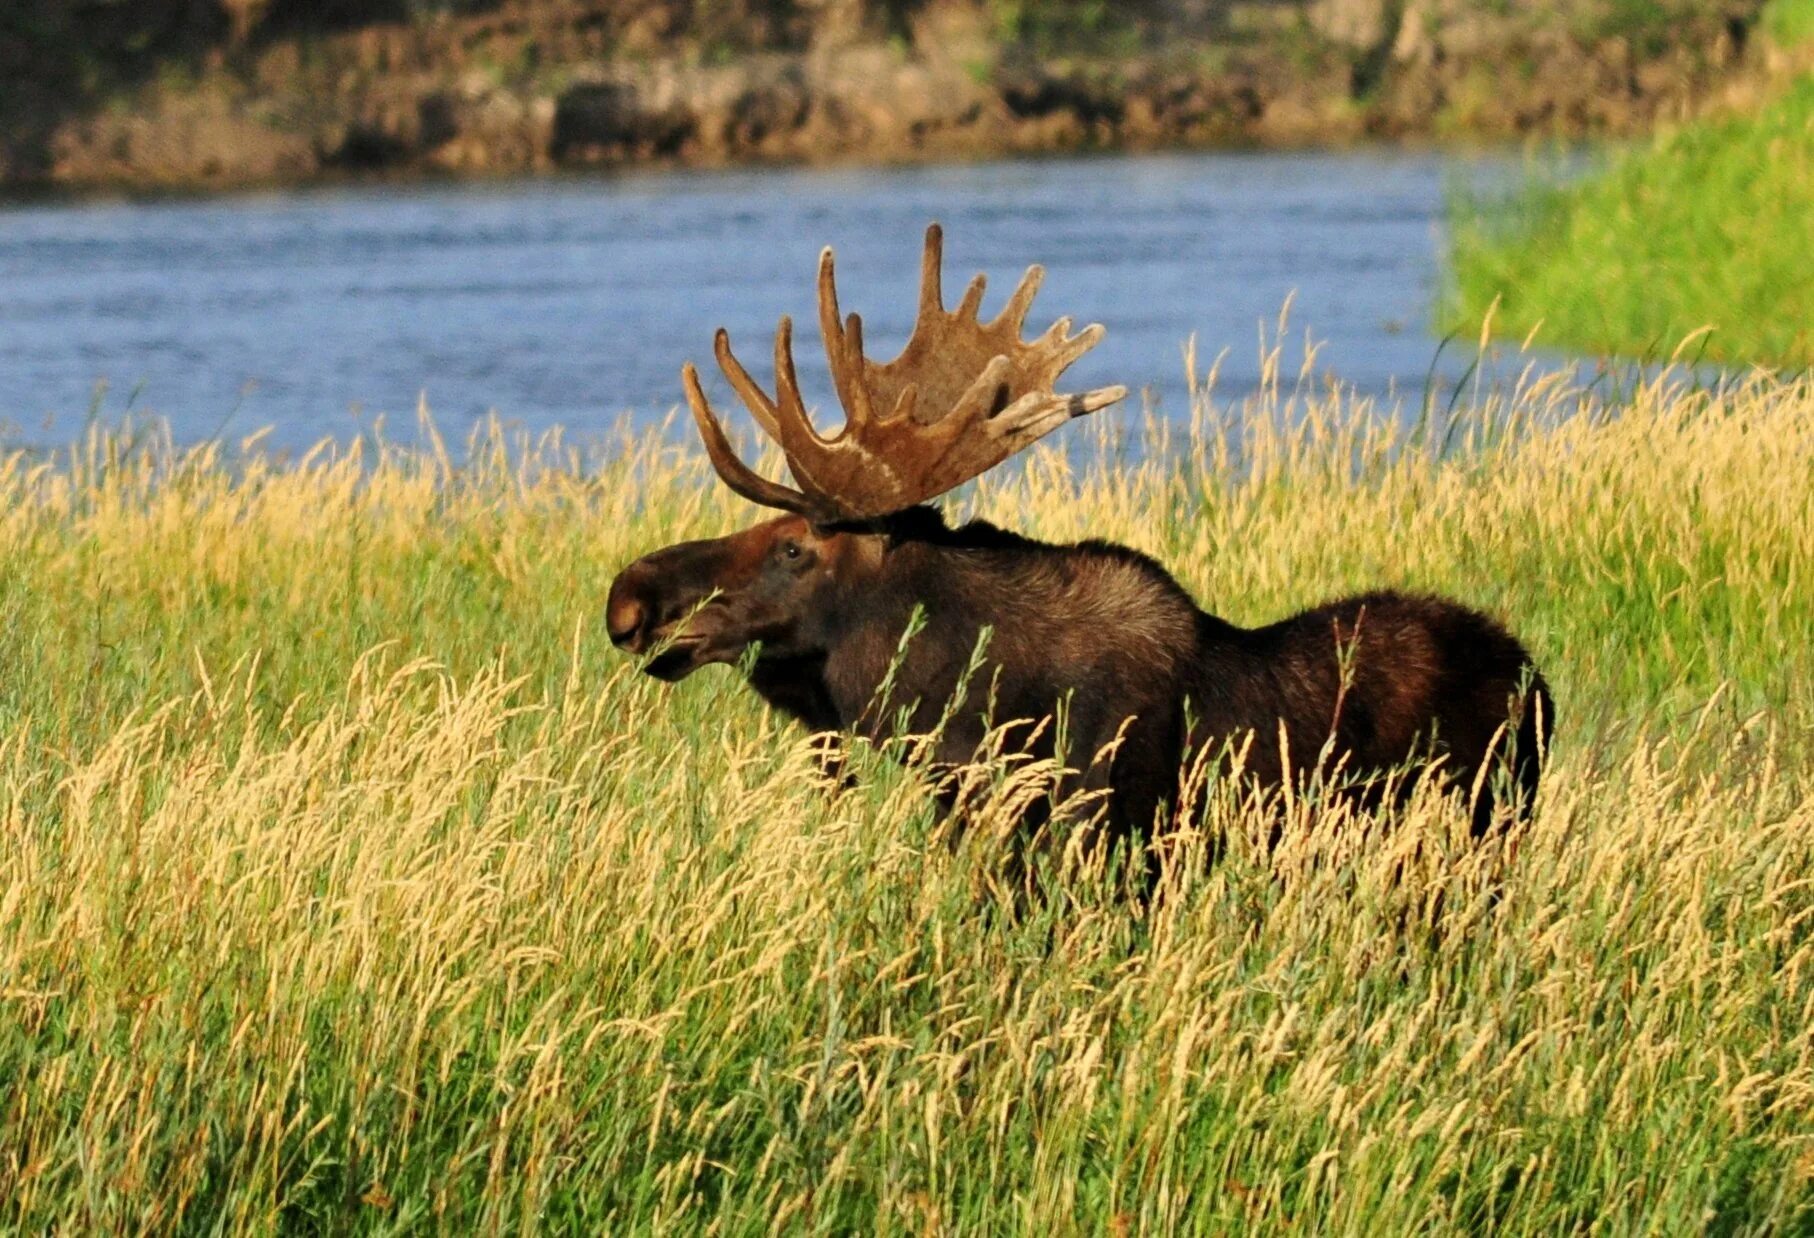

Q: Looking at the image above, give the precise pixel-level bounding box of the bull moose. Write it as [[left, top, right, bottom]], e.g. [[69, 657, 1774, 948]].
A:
[[607, 225, 1551, 861]]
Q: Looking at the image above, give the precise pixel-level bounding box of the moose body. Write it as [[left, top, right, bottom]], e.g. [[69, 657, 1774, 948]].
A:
[[608, 224, 1550, 859], [608, 507, 1551, 846]]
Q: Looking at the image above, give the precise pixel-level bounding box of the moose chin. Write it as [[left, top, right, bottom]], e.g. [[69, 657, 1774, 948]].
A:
[[607, 224, 1552, 861]]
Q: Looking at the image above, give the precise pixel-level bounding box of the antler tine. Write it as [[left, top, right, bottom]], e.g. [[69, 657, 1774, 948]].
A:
[[1074, 382, 1130, 415], [1049, 321, 1108, 373], [681, 362, 824, 518], [771, 316, 802, 416], [711, 328, 781, 441], [992, 264, 1045, 333], [990, 382, 1131, 445], [839, 312, 877, 429], [953, 273, 988, 323], [943, 353, 1016, 430], [916, 222, 945, 319], [715, 324, 831, 460], [765, 316, 836, 455], [817, 246, 862, 424]]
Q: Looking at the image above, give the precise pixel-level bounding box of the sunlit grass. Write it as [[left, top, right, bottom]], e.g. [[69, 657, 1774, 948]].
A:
[[1444, 74, 1814, 369], [2, 358, 1813, 1231]]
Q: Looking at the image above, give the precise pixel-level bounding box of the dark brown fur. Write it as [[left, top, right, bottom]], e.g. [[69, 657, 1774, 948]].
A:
[[607, 507, 1552, 853]]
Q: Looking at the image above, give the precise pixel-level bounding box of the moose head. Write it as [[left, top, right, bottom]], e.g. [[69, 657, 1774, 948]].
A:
[[605, 224, 1126, 686]]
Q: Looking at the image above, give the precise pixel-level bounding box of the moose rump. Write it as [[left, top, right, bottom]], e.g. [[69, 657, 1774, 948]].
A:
[[1179, 590, 1551, 839]]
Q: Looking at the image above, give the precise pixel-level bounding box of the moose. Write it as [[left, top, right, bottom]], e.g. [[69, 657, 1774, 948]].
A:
[[607, 225, 1551, 863]]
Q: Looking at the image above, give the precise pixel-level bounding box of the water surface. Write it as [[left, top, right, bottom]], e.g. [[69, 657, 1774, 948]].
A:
[[0, 150, 1531, 453]]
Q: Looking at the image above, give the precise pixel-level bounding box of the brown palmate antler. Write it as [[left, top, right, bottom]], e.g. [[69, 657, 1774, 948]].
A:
[[682, 223, 1128, 522]]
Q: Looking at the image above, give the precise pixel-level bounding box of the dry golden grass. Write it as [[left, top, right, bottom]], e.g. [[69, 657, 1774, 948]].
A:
[[1, 360, 1812, 1231]]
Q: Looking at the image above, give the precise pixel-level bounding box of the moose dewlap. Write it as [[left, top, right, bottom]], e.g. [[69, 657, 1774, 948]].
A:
[[607, 225, 1551, 855]]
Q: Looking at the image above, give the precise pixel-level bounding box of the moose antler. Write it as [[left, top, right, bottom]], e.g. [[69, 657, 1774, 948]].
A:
[[682, 223, 1127, 522]]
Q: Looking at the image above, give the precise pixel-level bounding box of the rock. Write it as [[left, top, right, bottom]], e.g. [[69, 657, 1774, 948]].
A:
[[552, 81, 698, 162], [49, 96, 318, 187], [1, 0, 1773, 193], [1310, 0, 1393, 50], [546, 47, 1006, 168], [996, 64, 1125, 128], [799, 0, 871, 50], [715, 69, 813, 152], [907, 0, 998, 66]]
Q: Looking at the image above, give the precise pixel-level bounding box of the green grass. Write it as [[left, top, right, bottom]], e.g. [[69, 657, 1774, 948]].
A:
[[1763, 0, 1814, 48], [1444, 75, 1814, 368], [2, 363, 1814, 1231]]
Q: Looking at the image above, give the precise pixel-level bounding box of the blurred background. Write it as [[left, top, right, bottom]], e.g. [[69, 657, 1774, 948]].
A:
[[1, 0, 1805, 450]]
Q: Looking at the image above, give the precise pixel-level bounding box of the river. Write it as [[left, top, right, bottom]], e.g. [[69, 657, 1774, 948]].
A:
[[0, 148, 1540, 454]]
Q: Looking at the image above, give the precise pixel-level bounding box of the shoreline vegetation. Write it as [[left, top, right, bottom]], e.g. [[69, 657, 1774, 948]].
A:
[[1444, 56, 1814, 369], [0, 0, 1780, 197], [2, 365, 1811, 1228]]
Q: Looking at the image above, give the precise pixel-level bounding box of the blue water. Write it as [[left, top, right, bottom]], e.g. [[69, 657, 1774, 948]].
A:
[[0, 149, 1535, 453]]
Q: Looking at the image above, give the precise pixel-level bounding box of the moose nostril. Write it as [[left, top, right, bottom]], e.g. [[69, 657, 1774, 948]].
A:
[[607, 596, 648, 651]]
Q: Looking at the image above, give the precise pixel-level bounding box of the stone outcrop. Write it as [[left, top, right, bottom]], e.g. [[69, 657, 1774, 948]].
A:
[[47, 102, 319, 189], [549, 50, 1005, 165], [0, 0, 1775, 193]]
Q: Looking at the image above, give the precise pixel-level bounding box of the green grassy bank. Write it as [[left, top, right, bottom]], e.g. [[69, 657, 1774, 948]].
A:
[[1445, 72, 1814, 368], [2, 366, 1813, 1230]]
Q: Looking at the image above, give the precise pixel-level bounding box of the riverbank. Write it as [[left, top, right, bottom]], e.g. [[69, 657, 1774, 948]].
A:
[[0, 0, 1770, 195], [1444, 39, 1814, 368]]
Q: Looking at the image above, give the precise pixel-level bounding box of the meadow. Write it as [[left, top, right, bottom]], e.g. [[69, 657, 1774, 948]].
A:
[[2, 352, 1813, 1232], [1444, 71, 1814, 370]]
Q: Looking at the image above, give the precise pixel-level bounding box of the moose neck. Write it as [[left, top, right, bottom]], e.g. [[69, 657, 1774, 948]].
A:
[[743, 510, 949, 736]]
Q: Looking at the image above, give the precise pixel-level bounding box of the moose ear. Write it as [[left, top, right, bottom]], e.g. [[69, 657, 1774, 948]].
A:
[[809, 513, 886, 538], [872, 506, 948, 547]]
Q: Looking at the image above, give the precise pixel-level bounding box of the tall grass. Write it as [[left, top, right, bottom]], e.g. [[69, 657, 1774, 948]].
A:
[[2, 360, 1813, 1231], [1444, 74, 1814, 369]]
